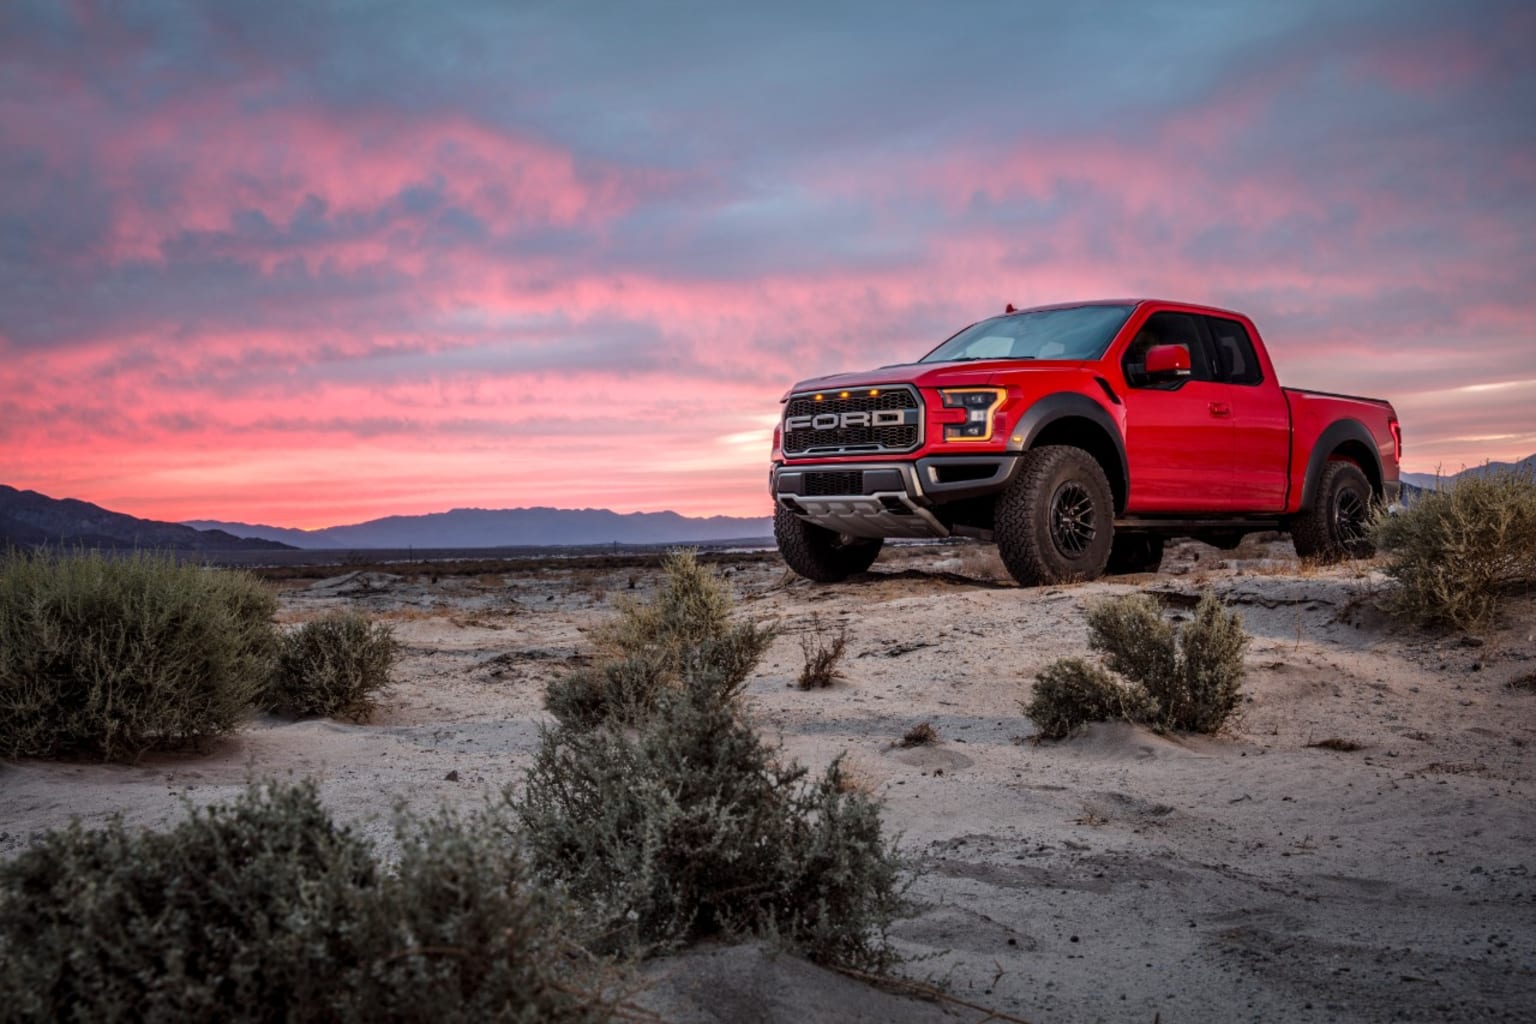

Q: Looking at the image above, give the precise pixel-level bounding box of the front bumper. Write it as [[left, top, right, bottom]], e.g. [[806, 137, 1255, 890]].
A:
[[771, 455, 1023, 540]]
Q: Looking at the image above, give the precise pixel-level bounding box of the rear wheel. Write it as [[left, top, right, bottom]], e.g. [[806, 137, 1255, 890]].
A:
[[995, 446, 1115, 586], [1290, 460, 1375, 561], [1106, 532, 1164, 575], [774, 507, 884, 582]]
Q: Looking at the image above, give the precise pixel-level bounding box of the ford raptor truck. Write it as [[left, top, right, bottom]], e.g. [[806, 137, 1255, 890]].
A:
[[770, 299, 1401, 585]]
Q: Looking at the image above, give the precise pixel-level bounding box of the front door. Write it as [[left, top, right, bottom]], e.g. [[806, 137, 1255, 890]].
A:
[[1118, 311, 1237, 512]]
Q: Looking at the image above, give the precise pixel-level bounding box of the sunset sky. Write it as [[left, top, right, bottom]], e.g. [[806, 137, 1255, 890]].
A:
[[2, 1, 1532, 528]]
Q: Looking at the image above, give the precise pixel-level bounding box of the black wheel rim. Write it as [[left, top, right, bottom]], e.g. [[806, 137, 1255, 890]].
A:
[[1335, 487, 1368, 544], [1050, 481, 1097, 557]]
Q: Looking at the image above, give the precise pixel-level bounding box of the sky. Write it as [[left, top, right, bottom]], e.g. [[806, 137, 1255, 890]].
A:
[[1, 0, 1532, 528]]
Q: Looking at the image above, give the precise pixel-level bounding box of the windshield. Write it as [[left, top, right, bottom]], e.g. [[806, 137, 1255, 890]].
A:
[[919, 304, 1135, 363]]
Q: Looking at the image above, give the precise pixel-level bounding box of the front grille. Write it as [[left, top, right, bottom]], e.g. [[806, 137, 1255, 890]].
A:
[[803, 471, 863, 496], [782, 386, 921, 456]]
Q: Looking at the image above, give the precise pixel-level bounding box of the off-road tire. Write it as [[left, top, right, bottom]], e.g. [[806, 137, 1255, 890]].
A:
[[1106, 532, 1164, 575], [1290, 460, 1375, 561], [774, 507, 884, 582], [995, 446, 1115, 587]]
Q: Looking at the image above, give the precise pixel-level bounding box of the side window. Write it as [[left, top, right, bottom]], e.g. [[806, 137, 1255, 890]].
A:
[[1122, 311, 1212, 388], [1205, 316, 1263, 385]]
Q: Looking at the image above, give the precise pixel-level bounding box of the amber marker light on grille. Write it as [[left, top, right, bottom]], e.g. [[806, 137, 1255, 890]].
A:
[[814, 394, 824, 401], [839, 391, 851, 398], [868, 389, 880, 396]]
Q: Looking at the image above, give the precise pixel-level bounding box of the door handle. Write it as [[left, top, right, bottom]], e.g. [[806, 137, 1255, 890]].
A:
[[1209, 402, 1231, 417]]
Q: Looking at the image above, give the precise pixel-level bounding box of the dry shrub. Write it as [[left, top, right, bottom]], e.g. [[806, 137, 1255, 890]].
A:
[[1372, 466, 1536, 631], [0, 781, 610, 1023], [897, 722, 938, 747], [1023, 658, 1155, 740], [0, 550, 278, 760], [956, 543, 1008, 581], [519, 553, 904, 971], [546, 550, 774, 728], [264, 613, 397, 721], [1306, 737, 1364, 752], [1025, 591, 1248, 738], [797, 614, 849, 689]]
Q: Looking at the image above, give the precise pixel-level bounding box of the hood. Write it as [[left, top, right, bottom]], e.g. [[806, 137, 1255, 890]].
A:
[[783, 359, 1093, 397]]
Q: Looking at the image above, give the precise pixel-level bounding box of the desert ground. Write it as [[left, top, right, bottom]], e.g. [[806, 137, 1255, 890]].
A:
[[2, 538, 1533, 1023]]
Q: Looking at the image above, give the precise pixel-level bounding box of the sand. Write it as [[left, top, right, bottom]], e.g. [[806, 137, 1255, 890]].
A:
[[2, 540, 1533, 1023]]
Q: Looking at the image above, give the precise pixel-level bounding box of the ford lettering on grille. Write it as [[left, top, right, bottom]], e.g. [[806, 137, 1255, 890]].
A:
[[781, 386, 921, 456]]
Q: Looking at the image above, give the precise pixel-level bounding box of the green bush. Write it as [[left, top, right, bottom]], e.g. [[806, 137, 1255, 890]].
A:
[[265, 612, 398, 720], [1025, 591, 1248, 738], [521, 553, 903, 971], [1372, 466, 1536, 630], [0, 549, 278, 760], [545, 651, 673, 729], [1087, 590, 1247, 733], [1023, 657, 1155, 740], [1174, 592, 1251, 733], [519, 676, 903, 971], [0, 781, 612, 1023], [545, 550, 774, 728], [1084, 592, 1177, 687]]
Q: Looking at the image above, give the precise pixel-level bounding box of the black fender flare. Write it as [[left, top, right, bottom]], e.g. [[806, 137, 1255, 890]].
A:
[[1299, 418, 1384, 509], [1009, 392, 1129, 510]]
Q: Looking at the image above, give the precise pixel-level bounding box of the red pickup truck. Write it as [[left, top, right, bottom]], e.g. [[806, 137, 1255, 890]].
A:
[[770, 299, 1401, 585]]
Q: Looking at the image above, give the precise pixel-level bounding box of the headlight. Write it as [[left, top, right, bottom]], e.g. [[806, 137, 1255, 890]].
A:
[[938, 387, 1005, 442]]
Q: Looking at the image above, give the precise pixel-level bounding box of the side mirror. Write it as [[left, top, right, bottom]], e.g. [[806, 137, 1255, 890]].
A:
[[1145, 344, 1191, 379]]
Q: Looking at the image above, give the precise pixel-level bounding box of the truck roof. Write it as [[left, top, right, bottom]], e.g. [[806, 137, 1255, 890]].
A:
[[1007, 298, 1252, 321]]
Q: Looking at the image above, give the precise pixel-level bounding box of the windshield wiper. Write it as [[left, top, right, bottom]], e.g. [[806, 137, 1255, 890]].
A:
[[941, 355, 1034, 362]]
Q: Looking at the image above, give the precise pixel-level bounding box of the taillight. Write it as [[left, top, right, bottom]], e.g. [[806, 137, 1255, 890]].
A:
[[1389, 418, 1402, 463]]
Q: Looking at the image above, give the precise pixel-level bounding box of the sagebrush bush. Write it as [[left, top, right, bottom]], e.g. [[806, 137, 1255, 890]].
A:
[[545, 549, 774, 727], [798, 614, 849, 689], [1024, 657, 1155, 740], [1174, 592, 1251, 732], [1085, 592, 1177, 688], [0, 549, 278, 760], [1088, 590, 1247, 732], [1372, 466, 1536, 630], [265, 613, 398, 720], [0, 781, 612, 1023], [519, 676, 903, 970], [1025, 591, 1248, 738], [522, 552, 903, 970]]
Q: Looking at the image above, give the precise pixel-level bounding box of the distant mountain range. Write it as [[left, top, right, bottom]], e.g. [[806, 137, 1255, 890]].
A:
[[185, 507, 774, 549], [1, 485, 293, 552], [13, 454, 1525, 555], [1400, 454, 1534, 492]]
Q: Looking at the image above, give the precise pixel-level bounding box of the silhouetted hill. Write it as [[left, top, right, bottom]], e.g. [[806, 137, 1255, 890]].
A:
[[1, 486, 295, 552], [1401, 454, 1534, 491], [186, 506, 774, 549]]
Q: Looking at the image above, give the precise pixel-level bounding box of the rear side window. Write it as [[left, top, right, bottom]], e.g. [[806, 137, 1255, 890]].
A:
[[1205, 316, 1263, 385]]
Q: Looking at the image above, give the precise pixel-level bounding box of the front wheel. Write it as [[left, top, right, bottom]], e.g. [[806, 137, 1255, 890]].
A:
[[995, 446, 1115, 587], [1290, 460, 1375, 561], [774, 507, 884, 582]]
